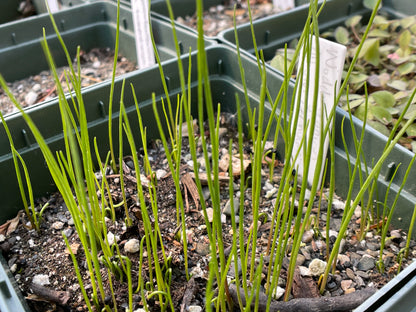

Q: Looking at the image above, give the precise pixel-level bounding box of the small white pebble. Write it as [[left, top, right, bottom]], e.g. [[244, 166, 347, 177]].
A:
[[28, 239, 35, 248], [309, 258, 327, 276], [124, 239, 140, 253], [52, 221, 64, 230], [33, 274, 50, 286]]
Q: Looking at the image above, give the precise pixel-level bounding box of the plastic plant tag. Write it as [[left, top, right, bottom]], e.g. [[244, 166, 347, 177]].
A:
[[273, 0, 295, 10], [46, 0, 59, 12], [292, 36, 346, 187], [131, 0, 155, 69]]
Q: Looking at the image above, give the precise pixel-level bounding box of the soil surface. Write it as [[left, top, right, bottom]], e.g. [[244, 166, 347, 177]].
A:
[[0, 113, 415, 311], [0, 48, 136, 116], [175, 0, 286, 36]]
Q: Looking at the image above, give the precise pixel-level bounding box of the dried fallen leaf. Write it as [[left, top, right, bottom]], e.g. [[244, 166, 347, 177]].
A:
[[65, 243, 81, 255], [292, 267, 320, 299], [0, 211, 23, 236]]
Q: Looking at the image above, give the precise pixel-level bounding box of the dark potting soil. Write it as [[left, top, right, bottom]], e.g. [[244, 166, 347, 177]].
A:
[[175, 0, 286, 36], [0, 47, 137, 116], [0, 113, 415, 311]]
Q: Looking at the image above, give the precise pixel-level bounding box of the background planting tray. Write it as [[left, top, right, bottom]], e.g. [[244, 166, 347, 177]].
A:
[[0, 1, 213, 86], [218, 0, 416, 235]]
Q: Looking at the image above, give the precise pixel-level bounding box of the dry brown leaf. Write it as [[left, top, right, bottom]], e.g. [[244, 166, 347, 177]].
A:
[[65, 243, 80, 255], [188, 172, 230, 185], [292, 267, 320, 299], [0, 210, 23, 236], [181, 172, 200, 210]]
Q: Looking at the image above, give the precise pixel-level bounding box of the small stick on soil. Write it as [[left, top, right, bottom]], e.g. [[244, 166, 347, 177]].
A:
[[37, 71, 65, 104], [229, 284, 377, 312], [29, 283, 71, 306], [180, 276, 197, 312]]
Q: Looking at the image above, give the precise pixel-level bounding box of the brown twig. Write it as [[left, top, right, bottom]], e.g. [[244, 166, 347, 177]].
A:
[[29, 283, 71, 306], [229, 284, 377, 312], [37, 71, 65, 103]]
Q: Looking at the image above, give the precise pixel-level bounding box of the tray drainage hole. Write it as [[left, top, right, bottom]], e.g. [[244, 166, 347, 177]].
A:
[[101, 9, 107, 21], [217, 59, 223, 75], [123, 18, 128, 30], [179, 41, 183, 55], [11, 33, 17, 44], [60, 20, 65, 31], [384, 162, 396, 182], [22, 129, 31, 148], [98, 100, 106, 118], [264, 30, 270, 45], [165, 76, 171, 91]]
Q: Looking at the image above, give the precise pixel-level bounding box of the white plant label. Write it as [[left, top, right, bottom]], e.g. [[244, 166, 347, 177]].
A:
[[292, 36, 346, 187], [46, 0, 59, 13], [131, 0, 155, 69], [273, 0, 295, 11]]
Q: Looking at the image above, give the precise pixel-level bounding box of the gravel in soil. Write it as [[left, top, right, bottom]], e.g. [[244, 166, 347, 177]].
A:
[[175, 0, 286, 36], [0, 47, 137, 116], [0, 113, 415, 311]]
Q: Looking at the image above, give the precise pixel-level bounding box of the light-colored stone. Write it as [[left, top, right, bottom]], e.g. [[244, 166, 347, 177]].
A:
[[188, 306, 202, 312], [107, 232, 116, 246], [309, 258, 327, 276], [340, 279, 353, 291], [124, 239, 140, 253], [25, 91, 38, 105], [337, 254, 350, 266], [302, 230, 314, 243], [390, 230, 401, 240], [32, 83, 41, 92], [205, 208, 214, 223], [357, 255, 375, 271], [345, 288, 356, 294], [51, 221, 64, 230], [332, 198, 345, 210], [354, 206, 362, 218], [296, 254, 306, 266], [299, 266, 312, 277], [33, 274, 50, 286], [272, 286, 285, 300], [155, 169, 167, 180], [223, 196, 240, 216], [266, 187, 279, 199]]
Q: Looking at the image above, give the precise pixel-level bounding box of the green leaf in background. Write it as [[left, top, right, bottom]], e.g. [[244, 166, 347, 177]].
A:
[[371, 105, 393, 124], [363, 0, 381, 10], [387, 79, 408, 91], [398, 29, 412, 56], [379, 44, 396, 55], [371, 90, 395, 107], [397, 62, 415, 76], [386, 107, 400, 115], [404, 104, 416, 120], [345, 15, 362, 28], [269, 54, 288, 73], [400, 16, 416, 29], [335, 26, 350, 45], [406, 123, 416, 137], [349, 72, 368, 84], [411, 24, 416, 35], [412, 141, 416, 153], [359, 38, 380, 66], [342, 97, 366, 110], [355, 104, 374, 121], [368, 29, 390, 38], [373, 15, 389, 29], [367, 120, 391, 137]]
